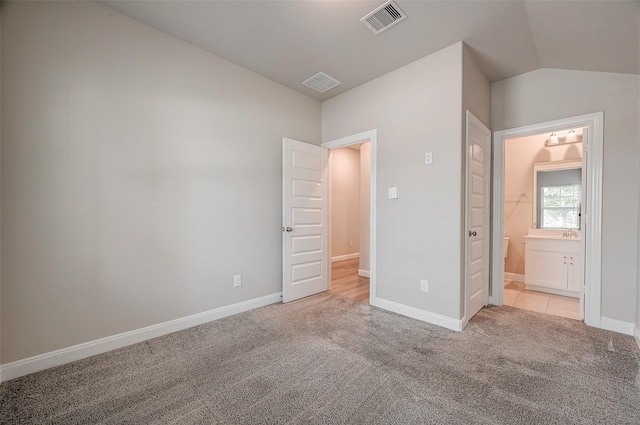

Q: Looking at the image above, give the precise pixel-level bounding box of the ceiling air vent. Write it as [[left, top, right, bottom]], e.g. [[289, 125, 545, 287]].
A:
[[302, 72, 341, 93], [361, 1, 407, 35]]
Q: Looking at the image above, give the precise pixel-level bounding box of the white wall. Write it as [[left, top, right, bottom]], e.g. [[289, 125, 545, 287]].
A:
[[1, 1, 321, 363], [359, 142, 371, 274], [323, 42, 465, 320], [330, 148, 360, 258], [492, 69, 640, 323]]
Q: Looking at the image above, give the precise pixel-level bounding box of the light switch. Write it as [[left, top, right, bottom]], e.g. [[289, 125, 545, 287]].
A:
[[388, 187, 398, 199]]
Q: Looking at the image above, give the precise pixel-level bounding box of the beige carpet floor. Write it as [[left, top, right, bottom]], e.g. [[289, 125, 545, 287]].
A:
[[1, 293, 639, 424]]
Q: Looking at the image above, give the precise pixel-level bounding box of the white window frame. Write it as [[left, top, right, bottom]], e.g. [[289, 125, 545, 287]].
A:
[[532, 159, 582, 228]]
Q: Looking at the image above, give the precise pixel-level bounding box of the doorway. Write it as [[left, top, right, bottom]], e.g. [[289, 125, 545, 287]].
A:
[[322, 130, 377, 304], [327, 143, 371, 303], [492, 112, 603, 328], [502, 129, 584, 320]]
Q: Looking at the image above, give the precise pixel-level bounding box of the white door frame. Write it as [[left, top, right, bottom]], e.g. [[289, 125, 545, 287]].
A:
[[491, 112, 603, 328], [322, 130, 377, 303]]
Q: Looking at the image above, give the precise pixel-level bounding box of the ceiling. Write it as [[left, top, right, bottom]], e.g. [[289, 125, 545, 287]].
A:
[[99, 0, 640, 101]]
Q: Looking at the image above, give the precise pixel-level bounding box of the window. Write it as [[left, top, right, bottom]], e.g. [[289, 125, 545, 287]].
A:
[[534, 161, 582, 229], [541, 184, 580, 229]]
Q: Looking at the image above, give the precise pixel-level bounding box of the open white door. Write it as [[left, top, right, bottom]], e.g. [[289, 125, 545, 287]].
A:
[[282, 138, 329, 303], [465, 112, 491, 322], [579, 128, 588, 320]]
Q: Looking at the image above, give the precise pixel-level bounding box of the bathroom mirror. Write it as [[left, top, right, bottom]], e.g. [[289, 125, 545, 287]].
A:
[[532, 159, 582, 229]]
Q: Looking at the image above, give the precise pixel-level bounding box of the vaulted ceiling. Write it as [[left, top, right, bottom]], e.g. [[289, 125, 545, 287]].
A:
[[100, 1, 640, 101]]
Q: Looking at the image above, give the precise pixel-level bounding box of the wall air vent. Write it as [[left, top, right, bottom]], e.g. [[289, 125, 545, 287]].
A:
[[361, 1, 407, 35], [302, 72, 341, 93]]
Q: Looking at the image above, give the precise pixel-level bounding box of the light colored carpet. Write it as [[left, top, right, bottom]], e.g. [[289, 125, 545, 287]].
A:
[[1, 293, 639, 424]]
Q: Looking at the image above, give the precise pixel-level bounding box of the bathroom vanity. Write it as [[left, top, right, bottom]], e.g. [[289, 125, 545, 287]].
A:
[[524, 230, 582, 298]]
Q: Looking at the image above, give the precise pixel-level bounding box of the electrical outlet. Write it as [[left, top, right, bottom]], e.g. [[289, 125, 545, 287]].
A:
[[350, 241, 353, 247], [425, 152, 433, 164], [234, 274, 242, 287], [420, 279, 429, 292]]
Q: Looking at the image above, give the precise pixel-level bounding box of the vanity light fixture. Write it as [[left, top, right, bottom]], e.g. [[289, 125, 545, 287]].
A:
[[544, 129, 582, 147]]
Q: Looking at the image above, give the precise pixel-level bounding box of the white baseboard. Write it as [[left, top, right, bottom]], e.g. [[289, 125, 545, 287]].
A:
[[358, 269, 370, 278], [331, 253, 360, 262], [504, 272, 524, 283], [635, 326, 640, 352], [599, 316, 635, 336], [0, 292, 282, 383], [371, 297, 463, 331]]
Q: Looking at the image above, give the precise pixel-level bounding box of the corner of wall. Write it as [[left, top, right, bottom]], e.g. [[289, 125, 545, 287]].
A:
[[461, 43, 491, 128], [460, 42, 491, 319]]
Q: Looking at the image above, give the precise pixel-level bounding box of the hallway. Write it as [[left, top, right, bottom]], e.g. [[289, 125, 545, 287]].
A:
[[329, 258, 369, 303]]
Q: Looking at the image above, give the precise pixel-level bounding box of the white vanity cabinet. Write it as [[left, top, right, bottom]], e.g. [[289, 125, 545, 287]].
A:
[[524, 236, 582, 298]]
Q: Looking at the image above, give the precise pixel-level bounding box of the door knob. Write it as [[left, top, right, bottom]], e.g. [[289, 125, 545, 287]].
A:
[[468, 230, 477, 237], [285, 227, 293, 232]]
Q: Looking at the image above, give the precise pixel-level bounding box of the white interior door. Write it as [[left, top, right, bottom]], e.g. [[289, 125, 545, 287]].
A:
[[465, 112, 491, 322], [579, 128, 588, 320], [282, 138, 329, 303]]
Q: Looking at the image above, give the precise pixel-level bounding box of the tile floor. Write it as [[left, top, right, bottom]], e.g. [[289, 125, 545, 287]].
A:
[[503, 280, 581, 320]]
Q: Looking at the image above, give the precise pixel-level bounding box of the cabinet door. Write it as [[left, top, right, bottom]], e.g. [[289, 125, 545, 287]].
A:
[[525, 248, 567, 289], [567, 253, 583, 292]]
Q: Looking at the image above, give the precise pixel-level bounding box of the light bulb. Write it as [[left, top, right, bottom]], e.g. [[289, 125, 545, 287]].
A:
[[565, 129, 577, 144], [548, 133, 559, 145]]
